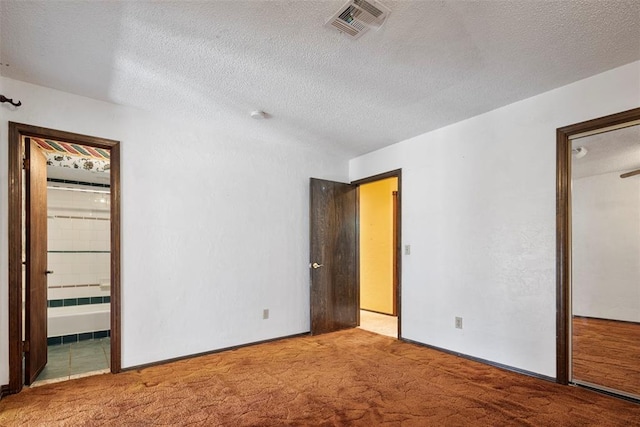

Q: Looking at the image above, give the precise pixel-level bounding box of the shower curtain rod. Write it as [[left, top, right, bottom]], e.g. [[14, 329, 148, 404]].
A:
[[620, 169, 640, 179]]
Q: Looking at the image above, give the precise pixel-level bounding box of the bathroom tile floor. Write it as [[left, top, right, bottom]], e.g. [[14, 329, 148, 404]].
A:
[[32, 338, 110, 387]]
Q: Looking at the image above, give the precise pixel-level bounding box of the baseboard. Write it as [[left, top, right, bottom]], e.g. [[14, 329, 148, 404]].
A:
[[1, 384, 10, 399], [123, 332, 310, 372], [401, 337, 557, 383]]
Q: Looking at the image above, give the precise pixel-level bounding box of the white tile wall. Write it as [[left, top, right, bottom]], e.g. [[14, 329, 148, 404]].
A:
[[46, 183, 110, 299]]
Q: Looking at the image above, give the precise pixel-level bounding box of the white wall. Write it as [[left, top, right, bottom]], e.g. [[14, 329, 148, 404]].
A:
[[350, 61, 640, 378], [0, 77, 349, 383], [3, 63, 639, 386], [572, 171, 640, 322]]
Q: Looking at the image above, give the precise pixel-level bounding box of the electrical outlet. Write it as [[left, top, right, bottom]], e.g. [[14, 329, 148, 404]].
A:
[[263, 309, 269, 320], [455, 317, 463, 329], [405, 245, 411, 255]]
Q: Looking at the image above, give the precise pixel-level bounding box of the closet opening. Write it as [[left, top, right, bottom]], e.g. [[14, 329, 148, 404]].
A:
[[556, 107, 640, 402]]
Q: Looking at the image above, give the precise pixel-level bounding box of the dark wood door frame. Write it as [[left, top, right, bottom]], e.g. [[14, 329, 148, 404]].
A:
[[392, 190, 399, 316], [352, 169, 402, 338], [6, 122, 122, 395], [556, 107, 640, 385]]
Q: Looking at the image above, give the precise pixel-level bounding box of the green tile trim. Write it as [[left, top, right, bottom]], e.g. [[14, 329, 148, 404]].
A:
[[48, 296, 109, 307], [47, 330, 111, 346]]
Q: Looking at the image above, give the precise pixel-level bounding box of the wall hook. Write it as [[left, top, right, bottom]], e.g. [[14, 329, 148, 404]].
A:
[[0, 94, 22, 107]]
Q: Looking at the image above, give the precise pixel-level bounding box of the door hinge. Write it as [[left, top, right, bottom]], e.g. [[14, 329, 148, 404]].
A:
[[22, 158, 29, 170], [23, 340, 30, 353]]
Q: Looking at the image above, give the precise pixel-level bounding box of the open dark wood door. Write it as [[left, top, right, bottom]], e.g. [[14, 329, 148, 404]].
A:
[[310, 178, 357, 335], [25, 138, 48, 385]]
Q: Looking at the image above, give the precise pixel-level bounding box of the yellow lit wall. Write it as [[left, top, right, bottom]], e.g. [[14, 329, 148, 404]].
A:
[[360, 177, 397, 314]]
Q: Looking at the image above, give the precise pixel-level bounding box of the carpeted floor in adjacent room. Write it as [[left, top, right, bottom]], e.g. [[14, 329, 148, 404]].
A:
[[1, 328, 638, 426]]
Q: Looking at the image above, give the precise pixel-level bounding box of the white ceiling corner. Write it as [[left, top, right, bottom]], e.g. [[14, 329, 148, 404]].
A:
[[1, 1, 639, 157]]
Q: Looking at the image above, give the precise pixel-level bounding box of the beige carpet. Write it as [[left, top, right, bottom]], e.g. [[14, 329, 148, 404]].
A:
[[1, 329, 639, 426]]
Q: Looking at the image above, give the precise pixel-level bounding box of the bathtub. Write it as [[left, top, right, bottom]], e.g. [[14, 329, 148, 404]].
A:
[[48, 303, 110, 337]]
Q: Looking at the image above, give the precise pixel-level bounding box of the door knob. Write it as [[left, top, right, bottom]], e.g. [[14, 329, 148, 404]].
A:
[[311, 262, 324, 269], [45, 270, 54, 275]]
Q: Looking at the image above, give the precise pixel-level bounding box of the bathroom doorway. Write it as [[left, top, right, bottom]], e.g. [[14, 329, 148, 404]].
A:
[[354, 171, 401, 339], [34, 137, 112, 385], [7, 123, 121, 394], [557, 107, 640, 401]]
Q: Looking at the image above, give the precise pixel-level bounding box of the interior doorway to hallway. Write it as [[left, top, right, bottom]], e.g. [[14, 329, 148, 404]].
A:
[[354, 171, 401, 339]]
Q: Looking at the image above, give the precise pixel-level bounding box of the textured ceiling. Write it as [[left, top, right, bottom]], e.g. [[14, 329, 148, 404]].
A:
[[1, 1, 639, 156], [572, 124, 640, 179]]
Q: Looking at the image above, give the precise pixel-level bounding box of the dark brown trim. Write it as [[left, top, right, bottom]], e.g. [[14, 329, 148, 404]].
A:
[[7, 122, 122, 394], [351, 169, 401, 186], [7, 123, 23, 394], [352, 169, 402, 338], [392, 190, 398, 316], [123, 332, 308, 372], [402, 337, 556, 384], [556, 126, 571, 385], [0, 384, 10, 399], [109, 143, 122, 374], [556, 107, 640, 386], [355, 185, 361, 327]]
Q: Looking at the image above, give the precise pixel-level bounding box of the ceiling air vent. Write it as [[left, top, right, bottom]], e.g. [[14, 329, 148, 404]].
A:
[[325, 0, 391, 40]]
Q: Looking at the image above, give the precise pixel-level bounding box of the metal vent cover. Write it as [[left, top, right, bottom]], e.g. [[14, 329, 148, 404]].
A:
[[325, 0, 391, 40]]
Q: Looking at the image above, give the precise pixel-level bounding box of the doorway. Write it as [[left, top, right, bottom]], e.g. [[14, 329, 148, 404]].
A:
[[35, 138, 112, 385], [557, 107, 640, 401], [308, 169, 401, 339], [7, 122, 121, 394], [357, 176, 399, 338], [354, 170, 401, 339]]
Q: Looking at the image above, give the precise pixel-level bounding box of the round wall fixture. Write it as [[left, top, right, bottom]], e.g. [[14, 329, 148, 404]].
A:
[[572, 146, 588, 159], [250, 110, 267, 119]]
